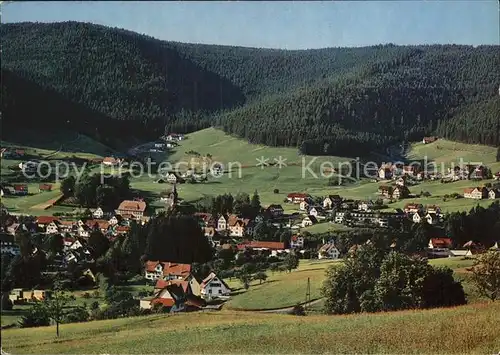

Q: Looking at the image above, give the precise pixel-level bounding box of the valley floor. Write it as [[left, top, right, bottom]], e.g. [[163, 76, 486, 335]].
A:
[[2, 128, 499, 217]]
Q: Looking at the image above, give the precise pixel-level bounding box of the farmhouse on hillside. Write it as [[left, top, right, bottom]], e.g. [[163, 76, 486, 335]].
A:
[[200, 272, 231, 299], [92, 207, 104, 219], [488, 189, 500, 199], [428, 238, 452, 249], [422, 136, 438, 144], [12, 184, 28, 196], [378, 165, 393, 180], [165, 133, 184, 141], [102, 157, 121, 166], [38, 183, 52, 192], [323, 195, 342, 209], [166, 172, 185, 184], [301, 215, 318, 227], [236, 241, 286, 256], [142, 282, 204, 312], [318, 243, 340, 260], [287, 193, 309, 204], [463, 187, 488, 200], [228, 215, 251, 237]]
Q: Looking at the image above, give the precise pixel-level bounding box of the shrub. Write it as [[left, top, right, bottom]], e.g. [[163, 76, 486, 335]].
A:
[[322, 246, 466, 315], [90, 301, 100, 311], [471, 251, 500, 301], [63, 305, 89, 323], [253, 271, 268, 284], [19, 302, 50, 328], [290, 304, 306, 316], [1, 293, 13, 311]]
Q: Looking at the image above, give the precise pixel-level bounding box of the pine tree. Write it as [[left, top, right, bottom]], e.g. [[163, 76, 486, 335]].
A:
[[250, 190, 261, 217]]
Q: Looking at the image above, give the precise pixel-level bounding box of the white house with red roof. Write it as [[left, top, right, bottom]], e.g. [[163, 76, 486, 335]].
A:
[[144, 261, 192, 281], [36, 216, 60, 228], [200, 272, 231, 299], [428, 238, 452, 249], [287, 193, 309, 204]]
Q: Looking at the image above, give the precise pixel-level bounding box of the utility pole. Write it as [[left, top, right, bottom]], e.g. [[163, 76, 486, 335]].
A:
[[304, 277, 311, 312]]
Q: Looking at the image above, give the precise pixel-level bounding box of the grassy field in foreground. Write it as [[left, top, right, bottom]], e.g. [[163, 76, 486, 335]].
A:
[[2, 302, 499, 354], [225, 257, 481, 311]]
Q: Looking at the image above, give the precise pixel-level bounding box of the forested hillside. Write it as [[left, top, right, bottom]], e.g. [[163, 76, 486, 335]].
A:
[[1, 21, 499, 155]]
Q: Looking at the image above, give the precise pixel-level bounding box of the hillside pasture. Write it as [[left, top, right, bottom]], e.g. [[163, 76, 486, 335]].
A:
[[1, 183, 62, 215], [135, 129, 500, 214], [408, 139, 498, 169], [2, 302, 499, 354], [225, 257, 479, 311], [165, 127, 349, 167]]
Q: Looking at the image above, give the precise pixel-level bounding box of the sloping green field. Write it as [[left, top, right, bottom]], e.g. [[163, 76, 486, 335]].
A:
[[166, 127, 348, 167], [2, 302, 499, 354], [225, 257, 482, 311], [408, 139, 500, 172], [133, 129, 500, 214]]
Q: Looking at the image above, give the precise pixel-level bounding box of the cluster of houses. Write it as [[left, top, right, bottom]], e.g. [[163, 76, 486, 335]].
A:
[[140, 261, 231, 312], [164, 133, 184, 142], [1, 183, 55, 197], [7, 289, 48, 304], [463, 186, 500, 200], [1, 183, 30, 196], [0, 147, 25, 159], [0, 200, 149, 266], [377, 163, 422, 181], [156, 171, 207, 185], [427, 238, 499, 258], [331, 200, 443, 227], [376, 157, 494, 184]]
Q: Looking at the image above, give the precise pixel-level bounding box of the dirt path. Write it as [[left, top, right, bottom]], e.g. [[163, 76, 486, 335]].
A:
[[256, 298, 324, 313], [227, 298, 324, 314]]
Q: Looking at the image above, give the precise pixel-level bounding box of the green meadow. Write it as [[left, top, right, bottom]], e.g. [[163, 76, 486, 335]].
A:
[[2, 300, 498, 354]]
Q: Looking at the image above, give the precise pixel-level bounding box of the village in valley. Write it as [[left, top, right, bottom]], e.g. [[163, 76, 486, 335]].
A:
[[1, 129, 500, 323]]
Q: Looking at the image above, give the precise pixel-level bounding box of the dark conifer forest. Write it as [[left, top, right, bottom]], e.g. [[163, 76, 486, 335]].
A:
[[1, 22, 499, 154]]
